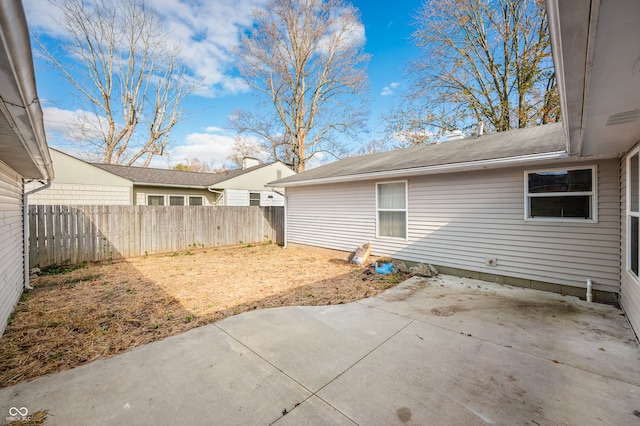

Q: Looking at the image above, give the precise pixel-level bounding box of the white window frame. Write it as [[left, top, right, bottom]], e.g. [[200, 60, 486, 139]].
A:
[[376, 180, 408, 240], [188, 196, 204, 206], [626, 147, 640, 284], [249, 192, 261, 206], [168, 195, 186, 206], [147, 195, 165, 206], [524, 165, 597, 222]]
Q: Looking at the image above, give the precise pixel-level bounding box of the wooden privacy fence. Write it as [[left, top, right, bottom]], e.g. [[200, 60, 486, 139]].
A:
[[29, 205, 284, 268]]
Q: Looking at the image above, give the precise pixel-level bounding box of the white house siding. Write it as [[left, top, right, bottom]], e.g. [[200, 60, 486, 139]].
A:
[[0, 160, 25, 335], [225, 189, 249, 206], [260, 191, 285, 206], [286, 158, 620, 292], [27, 183, 131, 205], [620, 151, 640, 334]]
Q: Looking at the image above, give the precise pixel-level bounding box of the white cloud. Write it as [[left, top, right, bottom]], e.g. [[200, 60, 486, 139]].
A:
[[169, 128, 237, 168], [23, 0, 267, 98], [381, 81, 400, 96], [42, 106, 106, 141]]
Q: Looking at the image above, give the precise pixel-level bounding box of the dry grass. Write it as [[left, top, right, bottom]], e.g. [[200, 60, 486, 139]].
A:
[[0, 244, 408, 388]]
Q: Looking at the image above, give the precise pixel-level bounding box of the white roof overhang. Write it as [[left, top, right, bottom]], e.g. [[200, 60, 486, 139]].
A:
[[547, 0, 640, 158]]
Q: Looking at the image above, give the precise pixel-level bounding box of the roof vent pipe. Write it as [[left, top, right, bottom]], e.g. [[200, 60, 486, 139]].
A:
[[442, 130, 465, 142], [242, 157, 260, 170], [478, 121, 484, 136]]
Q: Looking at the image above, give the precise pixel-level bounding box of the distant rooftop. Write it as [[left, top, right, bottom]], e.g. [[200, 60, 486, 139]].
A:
[[93, 162, 272, 188]]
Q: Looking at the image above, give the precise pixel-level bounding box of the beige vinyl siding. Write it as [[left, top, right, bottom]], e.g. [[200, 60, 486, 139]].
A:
[[0, 160, 24, 335], [134, 186, 217, 206], [620, 148, 640, 334], [287, 158, 620, 291]]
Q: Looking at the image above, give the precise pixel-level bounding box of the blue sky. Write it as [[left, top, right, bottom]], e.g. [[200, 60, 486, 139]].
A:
[[23, 0, 423, 169]]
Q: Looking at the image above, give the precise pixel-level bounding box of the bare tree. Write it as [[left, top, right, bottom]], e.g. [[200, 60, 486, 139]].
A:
[[173, 158, 215, 173], [231, 0, 370, 173], [38, 0, 197, 166], [226, 136, 268, 169], [387, 0, 559, 145]]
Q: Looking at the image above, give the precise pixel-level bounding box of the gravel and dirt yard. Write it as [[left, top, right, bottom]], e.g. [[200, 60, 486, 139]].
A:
[[0, 244, 408, 388]]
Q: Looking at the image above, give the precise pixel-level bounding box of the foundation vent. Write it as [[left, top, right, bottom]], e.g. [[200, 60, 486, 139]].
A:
[[606, 109, 640, 126]]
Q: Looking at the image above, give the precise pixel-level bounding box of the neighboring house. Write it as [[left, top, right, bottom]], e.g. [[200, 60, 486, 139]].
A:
[[273, 1, 640, 337], [0, 2, 54, 334], [27, 148, 133, 205], [92, 157, 294, 206]]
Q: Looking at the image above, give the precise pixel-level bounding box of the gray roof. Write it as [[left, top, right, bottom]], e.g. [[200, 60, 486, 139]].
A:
[[275, 123, 566, 185], [92, 162, 272, 188]]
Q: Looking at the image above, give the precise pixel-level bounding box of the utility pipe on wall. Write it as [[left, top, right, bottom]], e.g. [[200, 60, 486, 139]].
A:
[[586, 279, 593, 303], [23, 179, 51, 290]]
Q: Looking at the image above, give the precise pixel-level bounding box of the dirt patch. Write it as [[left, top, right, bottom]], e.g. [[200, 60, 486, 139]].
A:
[[0, 244, 409, 388]]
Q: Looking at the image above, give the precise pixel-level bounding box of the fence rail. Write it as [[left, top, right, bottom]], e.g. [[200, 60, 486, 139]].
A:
[[28, 205, 284, 268]]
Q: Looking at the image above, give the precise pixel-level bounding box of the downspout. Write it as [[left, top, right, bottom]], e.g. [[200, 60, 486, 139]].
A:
[[283, 187, 288, 249], [207, 188, 225, 206], [23, 179, 51, 290]]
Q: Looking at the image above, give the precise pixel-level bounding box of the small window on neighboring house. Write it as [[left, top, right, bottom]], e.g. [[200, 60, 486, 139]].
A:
[[249, 192, 261, 206], [189, 196, 203, 206], [376, 181, 407, 239], [525, 167, 596, 221], [628, 151, 640, 279], [169, 196, 185, 206], [147, 195, 164, 206]]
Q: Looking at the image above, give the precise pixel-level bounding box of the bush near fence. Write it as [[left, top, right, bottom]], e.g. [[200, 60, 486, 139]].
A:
[[28, 205, 284, 268]]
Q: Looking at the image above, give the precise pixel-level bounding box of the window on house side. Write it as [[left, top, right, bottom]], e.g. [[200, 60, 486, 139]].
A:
[[525, 167, 596, 221], [377, 181, 407, 239], [169, 196, 185, 206], [189, 196, 203, 206], [147, 195, 164, 206], [628, 152, 640, 278], [249, 192, 261, 206]]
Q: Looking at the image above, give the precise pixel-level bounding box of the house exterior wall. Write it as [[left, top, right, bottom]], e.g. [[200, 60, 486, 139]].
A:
[[260, 191, 285, 206], [133, 186, 217, 206], [216, 162, 295, 191], [0, 160, 25, 335], [26, 150, 132, 205], [225, 189, 249, 206], [286, 158, 620, 293], [620, 148, 640, 334]]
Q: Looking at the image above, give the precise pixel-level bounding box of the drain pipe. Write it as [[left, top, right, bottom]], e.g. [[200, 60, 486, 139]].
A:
[[23, 179, 51, 290], [586, 279, 593, 303], [207, 188, 225, 205]]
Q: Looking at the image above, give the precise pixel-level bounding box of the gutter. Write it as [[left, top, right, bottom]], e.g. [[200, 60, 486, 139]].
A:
[[207, 188, 225, 206], [276, 151, 570, 187], [23, 179, 51, 290]]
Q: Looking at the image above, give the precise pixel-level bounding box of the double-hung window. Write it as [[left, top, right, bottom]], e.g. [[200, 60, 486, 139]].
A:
[[147, 195, 164, 206], [525, 166, 596, 221], [376, 181, 407, 239], [249, 192, 261, 206], [169, 195, 185, 206], [628, 150, 640, 279]]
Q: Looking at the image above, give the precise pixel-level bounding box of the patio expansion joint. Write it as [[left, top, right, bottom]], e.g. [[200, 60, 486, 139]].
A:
[[215, 318, 415, 426]]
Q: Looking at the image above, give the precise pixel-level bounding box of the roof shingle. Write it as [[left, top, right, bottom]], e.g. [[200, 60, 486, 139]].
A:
[[275, 123, 566, 185], [92, 162, 272, 188]]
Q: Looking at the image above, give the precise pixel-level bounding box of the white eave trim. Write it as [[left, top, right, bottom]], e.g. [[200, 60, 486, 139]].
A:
[[135, 182, 210, 189], [278, 151, 571, 187], [545, 0, 571, 154]]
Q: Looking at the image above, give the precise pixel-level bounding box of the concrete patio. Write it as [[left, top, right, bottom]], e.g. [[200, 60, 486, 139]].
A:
[[1, 275, 639, 425]]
